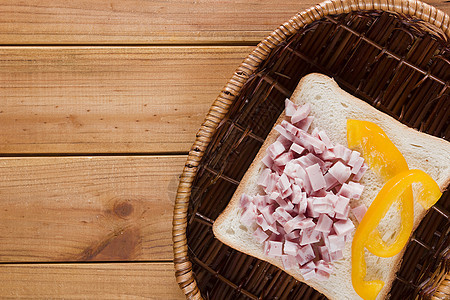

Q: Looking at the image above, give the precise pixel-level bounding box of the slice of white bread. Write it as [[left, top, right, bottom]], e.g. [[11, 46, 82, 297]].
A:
[[213, 73, 450, 299]]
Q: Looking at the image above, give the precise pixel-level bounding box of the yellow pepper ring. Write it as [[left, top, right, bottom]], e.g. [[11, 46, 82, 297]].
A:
[[351, 169, 442, 300]]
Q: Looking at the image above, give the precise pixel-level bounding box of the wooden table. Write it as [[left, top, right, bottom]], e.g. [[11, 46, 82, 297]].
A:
[[0, 1, 448, 299]]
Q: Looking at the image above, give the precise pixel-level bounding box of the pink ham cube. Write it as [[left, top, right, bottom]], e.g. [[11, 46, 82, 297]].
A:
[[315, 214, 333, 233], [267, 241, 283, 257], [290, 184, 303, 204], [319, 246, 331, 262], [351, 157, 365, 174], [277, 135, 293, 149], [284, 240, 300, 256], [295, 116, 314, 131], [347, 151, 361, 167], [277, 173, 291, 192], [328, 161, 351, 184], [257, 168, 271, 188], [281, 255, 298, 270], [285, 99, 297, 117], [291, 103, 311, 124], [335, 205, 350, 220], [318, 130, 333, 148], [327, 234, 346, 252], [253, 227, 269, 244], [347, 181, 365, 199], [285, 230, 301, 242], [330, 250, 343, 261], [296, 244, 315, 265], [261, 154, 274, 169], [275, 206, 293, 221], [274, 152, 294, 167], [257, 214, 279, 234], [323, 172, 338, 191], [353, 163, 368, 182], [300, 228, 321, 246], [239, 194, 252, 208], [333, 219, 355, 236], [352, 204, 368, 223], [275, 124, 295, 142], [305, 163, 326, 191], [284, 216, 314, 234], [267, 140, 285, 159], [259, 204, 276, 225], [334, 195, 350, 215], [290, 143, 305, 155]]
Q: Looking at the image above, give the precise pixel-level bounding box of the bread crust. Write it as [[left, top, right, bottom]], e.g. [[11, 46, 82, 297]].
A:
[[213, 73, 450, 300]]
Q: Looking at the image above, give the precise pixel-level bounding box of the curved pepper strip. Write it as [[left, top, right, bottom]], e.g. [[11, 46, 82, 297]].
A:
[[347, 119, 414, 257], [365, 191, 414, 257], [347, 120, 408, 182], [351, 169, 442, 300]]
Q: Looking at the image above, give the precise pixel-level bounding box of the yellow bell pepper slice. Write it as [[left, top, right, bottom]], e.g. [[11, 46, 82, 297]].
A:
[[347, 119, 408, 180], [351, 169, 442, 300], [347, 119, 413, 257]]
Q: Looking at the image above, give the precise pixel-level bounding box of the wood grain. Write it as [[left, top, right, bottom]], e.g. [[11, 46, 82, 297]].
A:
[[0, 0, 314, 45], [0, 155, 185, 262], [0, 0, 448, 45], [0, 46, 251, 154], [0, 262, 184, 299]]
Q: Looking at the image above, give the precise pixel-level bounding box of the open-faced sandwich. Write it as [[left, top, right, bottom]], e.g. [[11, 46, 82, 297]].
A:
[[213, 73, 449, 299]]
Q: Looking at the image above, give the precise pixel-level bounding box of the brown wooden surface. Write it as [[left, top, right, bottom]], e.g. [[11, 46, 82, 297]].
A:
[[0, 0, 448, 45], [0, 156, 184, 262], [0, 46, 251, 154], [0, 262, 185, 299], [1, 0, 449, 299]]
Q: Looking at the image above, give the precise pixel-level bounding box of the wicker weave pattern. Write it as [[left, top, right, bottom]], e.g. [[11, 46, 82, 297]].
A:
[[173, 1, 450, 299]]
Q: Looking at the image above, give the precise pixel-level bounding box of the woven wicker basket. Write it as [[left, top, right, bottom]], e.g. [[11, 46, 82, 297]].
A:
[[173, 0, 450, 299]]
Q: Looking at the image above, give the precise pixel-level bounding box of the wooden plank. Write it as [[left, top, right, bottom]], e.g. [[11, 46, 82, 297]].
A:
[[0, 155, 186, 262], [0, 262, 185, 299], [0, 46, 252, 154], [0, 1, 448, 45], [0, 0, 312, 45]]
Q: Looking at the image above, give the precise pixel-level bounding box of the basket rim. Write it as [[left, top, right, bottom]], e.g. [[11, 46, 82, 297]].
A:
[[172, 0, 450, 299]]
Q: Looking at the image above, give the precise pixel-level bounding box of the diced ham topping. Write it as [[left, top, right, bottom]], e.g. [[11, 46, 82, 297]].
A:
[[261, 154, 273, 169], [282, 254, 298, 270], [301, 269, 316, 280], [351, 204, 368, 223], [347, 151, 361, 167], [328, 161, 352, 184], [267, 140, 286, 159], [257, 168, 271, 188], [306, 164, 326, 191], [353, 162, 368, 182], [266, 241, 283, 257], [239, 100, 368, 281], [333, 219, 355, 236], [284, 240, 300, 256], [296, 244, 315, 265], [315, 214, 333, 233], [290, 143, 305, 155], [253, 227, 269, 243], [285, 99, 297, 117], [295, 116, 314, 131], [291, 103, 311, 124], [334, 196, 350, 215]]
